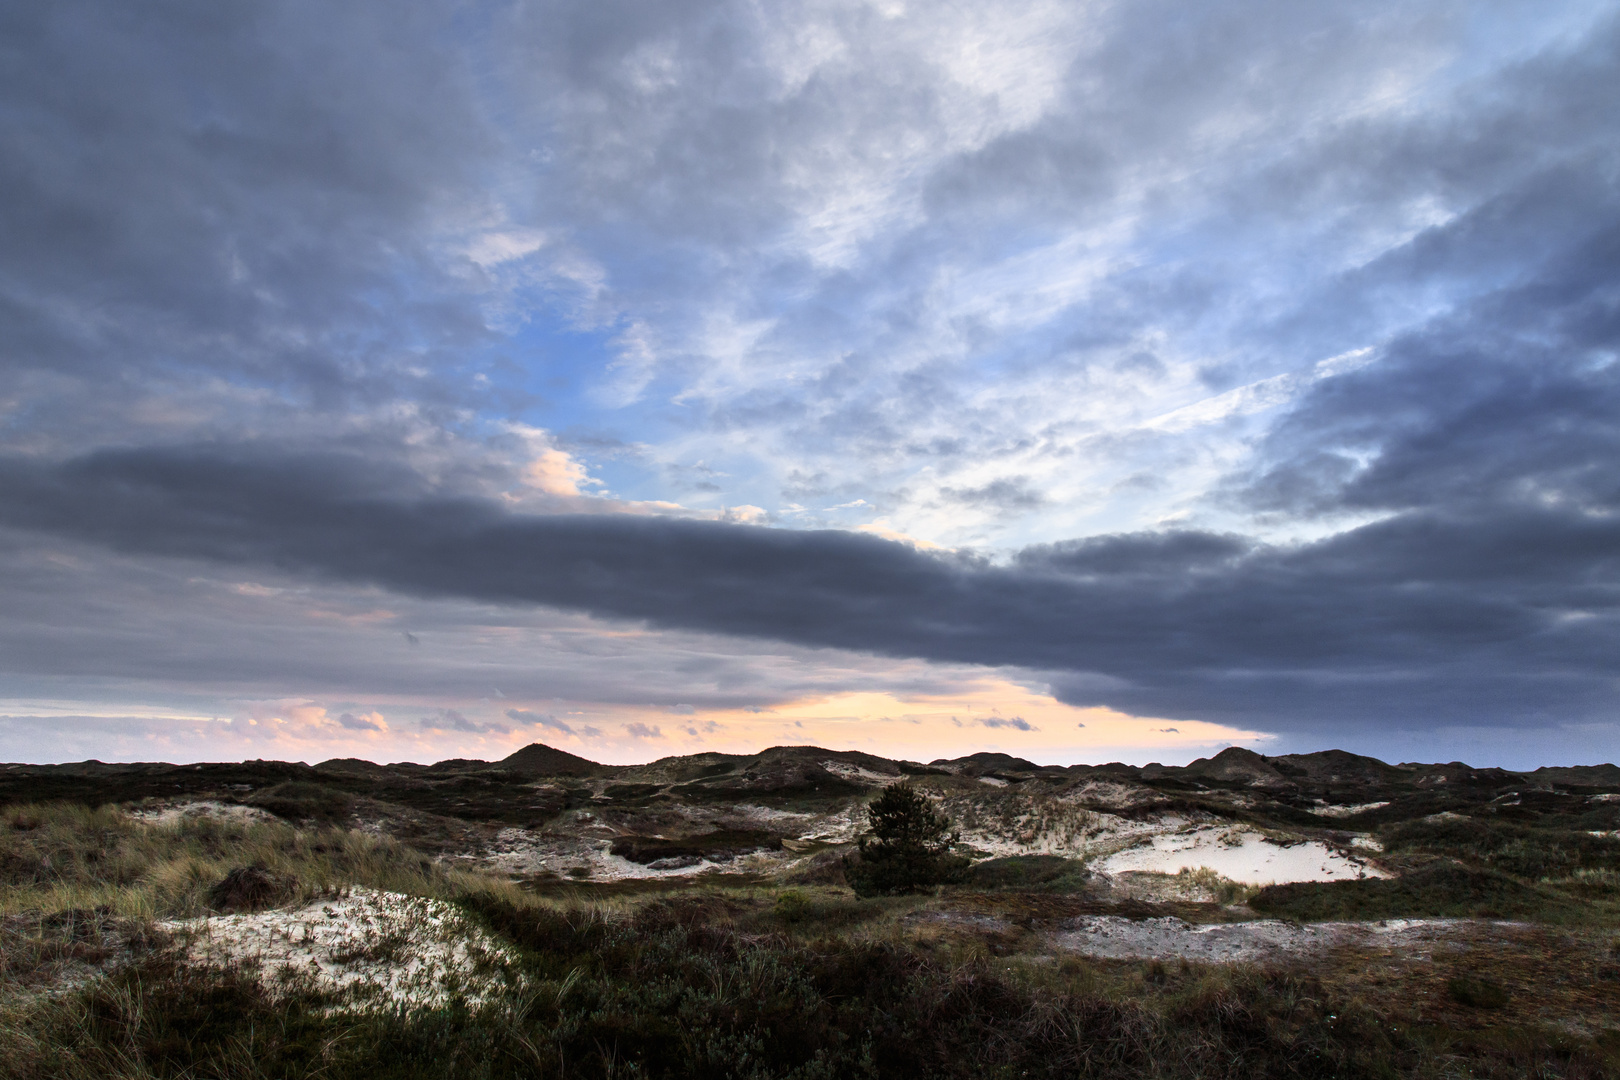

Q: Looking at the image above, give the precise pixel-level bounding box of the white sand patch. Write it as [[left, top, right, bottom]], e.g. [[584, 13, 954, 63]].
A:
[[477, 803, 863, 880], [1094, 826, 1385, 885], [1065, 780, 1163, 810], [129, 800, 279, 826], [821, 761, 899, 786], [1051, 915, 1479, 963], [1312, 801, 1390, 818], [163, 889, 521, 1009], [790, 804, 865, 844], [978, 777, 1009, 788], [956, 807, 1188, 860]]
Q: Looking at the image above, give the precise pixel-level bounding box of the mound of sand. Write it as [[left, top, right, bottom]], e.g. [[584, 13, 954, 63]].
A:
[[164, 888, 521, 1009]]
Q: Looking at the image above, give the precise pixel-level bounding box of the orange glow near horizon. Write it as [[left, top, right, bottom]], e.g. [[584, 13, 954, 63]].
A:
[[567, 681, 1271, 766], [18, 677, 1270, 768]]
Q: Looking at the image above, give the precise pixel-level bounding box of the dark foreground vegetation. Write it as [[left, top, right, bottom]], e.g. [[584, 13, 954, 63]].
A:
[[8, 887, 1617, 1080], [3, 744, 1620, 1078]]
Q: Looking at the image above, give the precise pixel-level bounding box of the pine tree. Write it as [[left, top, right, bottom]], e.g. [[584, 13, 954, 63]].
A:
[[845, 781, 967, 897]]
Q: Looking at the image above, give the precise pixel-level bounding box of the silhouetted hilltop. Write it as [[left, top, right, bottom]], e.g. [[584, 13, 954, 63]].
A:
[[500, 742, 601, 777], [4, 743, 1618, 832]]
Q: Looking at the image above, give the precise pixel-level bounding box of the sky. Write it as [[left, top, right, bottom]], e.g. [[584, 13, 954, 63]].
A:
[[2, 0, 1619, 769]]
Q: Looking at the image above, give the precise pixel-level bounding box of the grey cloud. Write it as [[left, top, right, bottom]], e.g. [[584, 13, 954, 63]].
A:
[[1240, 225, 1620, 521], [624, 722, 663, 739], [3, 0, 1620, 759], [938, 478, 1047, 512], [976, 716, 1034, 732], [666, 5, 1620, 531], [423, 709, 508, 735], [1020, 531, 1253, 579], [0, 0, 496, 441], [0, 526, 1005, 715], [337, 712, 385, 732], [0, 442, 1615, 734], [7, 0, 1614, 550], [506, 709, 575, 735]]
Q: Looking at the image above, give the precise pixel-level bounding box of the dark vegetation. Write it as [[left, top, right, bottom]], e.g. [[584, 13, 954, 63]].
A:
[[7, 889, 1617, 1079], [4, 745, 1620, 1076], [965, 854, 1092, 892], [1251, 864, 1580, 923], [609, 828, 782, 865], [1449, 976, 1511, 1010], [845, 782, 968, 897], [1252, 807, 1620, 924], [243, 781, 354, 822], [206, 865, 294, 913]]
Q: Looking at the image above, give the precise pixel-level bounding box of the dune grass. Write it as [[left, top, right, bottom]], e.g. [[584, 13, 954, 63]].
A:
[[1249, 813, 1620, 925], [0, 801, 493, 920], [7, 887, 1616, 1079], [4, 801, 1619, 1078]]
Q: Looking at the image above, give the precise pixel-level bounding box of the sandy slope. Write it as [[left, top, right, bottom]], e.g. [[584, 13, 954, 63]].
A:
[[162, 889, 521, 1009]]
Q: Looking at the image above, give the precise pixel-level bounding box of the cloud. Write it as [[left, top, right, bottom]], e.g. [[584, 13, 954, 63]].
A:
[[2, 0, 1619, 766], [0, 0, 498, 445], [3, 437, 1619, 737], [505, 708, 574, 735], [976, 716, 1035, 731], [624, 722, 664, 739], [338, 711, 387, 732], [421, 709, 509, 735], [938, 478, 1047, 512]]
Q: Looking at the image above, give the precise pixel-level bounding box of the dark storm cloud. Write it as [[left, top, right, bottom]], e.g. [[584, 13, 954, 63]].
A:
[[1021, 532, 1254, 579], [1245, 222, 1620, 519], [0, 431, 1615, 735]]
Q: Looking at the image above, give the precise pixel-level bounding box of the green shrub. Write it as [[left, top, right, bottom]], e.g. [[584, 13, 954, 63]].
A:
[[844, 782, 967, 898], [1381, 816, 1620, 879], [1250, 863, 1577, 922], [773, 889, 810, 923], [244, 781, 354, 823], [963, 855, 1089, 892]]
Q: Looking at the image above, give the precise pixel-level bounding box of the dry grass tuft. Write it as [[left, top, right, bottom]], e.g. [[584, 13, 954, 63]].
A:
[[0, 801, 504, 921]]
